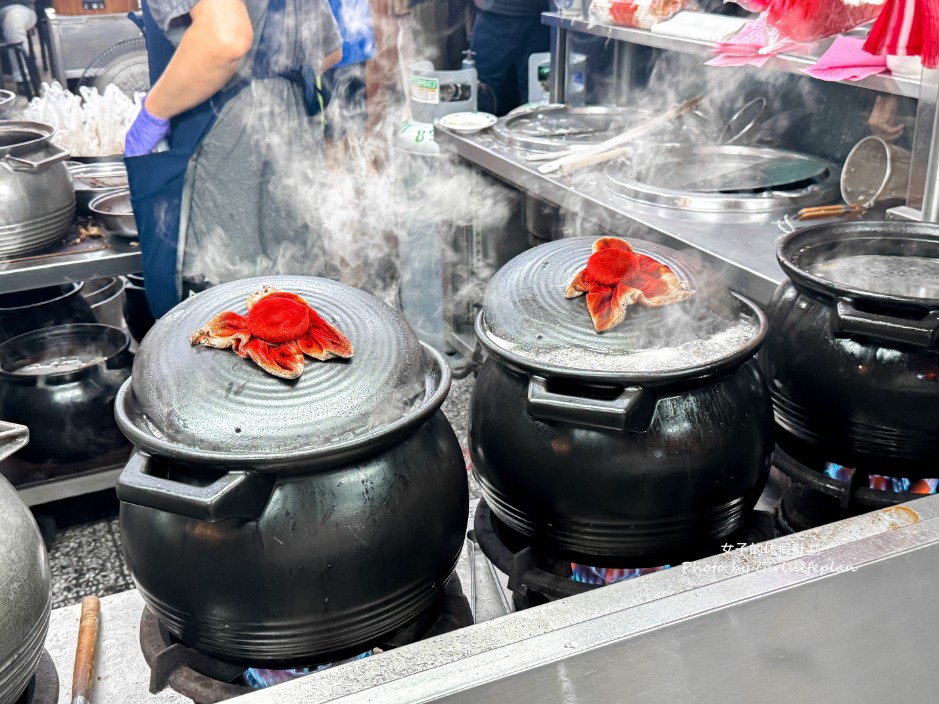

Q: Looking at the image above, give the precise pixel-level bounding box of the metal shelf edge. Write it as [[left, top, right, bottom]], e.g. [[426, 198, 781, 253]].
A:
[[543, 12, 923, 99]]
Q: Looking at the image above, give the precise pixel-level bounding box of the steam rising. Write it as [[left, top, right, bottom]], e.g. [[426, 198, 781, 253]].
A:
[[182, 5, 514, 330]]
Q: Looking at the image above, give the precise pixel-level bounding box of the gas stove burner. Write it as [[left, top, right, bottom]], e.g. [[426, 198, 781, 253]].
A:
[[139, 573, 473, 704], [473, 499, 779, 610], [15, 650, 58, 704], [775, 443, 934, 532]]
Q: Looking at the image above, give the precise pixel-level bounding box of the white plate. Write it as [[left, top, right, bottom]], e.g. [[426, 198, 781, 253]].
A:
[[438, 112, 498, 133]]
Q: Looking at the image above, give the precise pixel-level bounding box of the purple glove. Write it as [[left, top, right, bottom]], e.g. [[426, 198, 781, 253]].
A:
[[124, 98, 171, 157]]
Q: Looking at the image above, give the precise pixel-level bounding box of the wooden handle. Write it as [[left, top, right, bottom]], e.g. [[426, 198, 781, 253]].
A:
[[796, 203, 865, 220], [71, 596, 100, 704], [554, 146, 634, 174]]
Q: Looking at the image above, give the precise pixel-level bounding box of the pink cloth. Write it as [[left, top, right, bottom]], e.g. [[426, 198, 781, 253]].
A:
[[707, 19, 802, 68], [803, 36, 888, 81]]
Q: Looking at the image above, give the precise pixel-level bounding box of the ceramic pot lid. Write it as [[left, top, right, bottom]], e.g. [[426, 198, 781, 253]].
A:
[[478, 237, 766, 382], [119, 276, 434, 461]]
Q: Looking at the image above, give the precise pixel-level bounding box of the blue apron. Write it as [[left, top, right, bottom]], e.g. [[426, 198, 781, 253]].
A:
[[126, 0, 318, 318]]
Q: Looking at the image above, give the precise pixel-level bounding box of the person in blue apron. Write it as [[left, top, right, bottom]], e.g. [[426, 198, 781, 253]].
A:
[[124, 0, 343, 317]]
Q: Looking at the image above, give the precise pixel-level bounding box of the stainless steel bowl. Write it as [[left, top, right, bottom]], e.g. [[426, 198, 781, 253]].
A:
[[69, 162, 128, 214], [89, 189, 136, 238]]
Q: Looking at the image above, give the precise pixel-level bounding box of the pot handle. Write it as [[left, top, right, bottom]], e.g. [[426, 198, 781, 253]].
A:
[[0, 421, 28, 462], [2, 144, 71, 172], [832, 298, 939, 348], [526, 376, 655, 432], [116, 452, 273, 522]]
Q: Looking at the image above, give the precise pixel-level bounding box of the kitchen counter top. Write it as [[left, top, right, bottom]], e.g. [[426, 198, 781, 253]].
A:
[[435, 126, 859, 307]]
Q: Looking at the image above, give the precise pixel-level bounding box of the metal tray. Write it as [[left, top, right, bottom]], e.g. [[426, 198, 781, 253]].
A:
[[491, 104, 680, 153], [604, 144, 840, 214]]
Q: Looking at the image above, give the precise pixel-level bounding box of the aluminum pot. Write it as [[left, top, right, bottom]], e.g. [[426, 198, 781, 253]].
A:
[[0, 324, 132, 464], [0, 283, 95, 345], [0, 421, 52, 704], [763, 221, 939, 476], [115, 276, 468, 667], [0, 121, 75, 258], [470, 237, 773, 562], [81, 276, 127, 329]]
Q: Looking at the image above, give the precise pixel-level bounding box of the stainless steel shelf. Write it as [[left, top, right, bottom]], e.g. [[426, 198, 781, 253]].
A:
[[0, 237, 142, 294], [544, 13, 923, 99], [436, 126, 790, 306]]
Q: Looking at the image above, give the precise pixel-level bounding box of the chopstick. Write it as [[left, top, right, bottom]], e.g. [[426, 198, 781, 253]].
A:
[[71, 596, 101, 704], [537, 95, 704, 176]]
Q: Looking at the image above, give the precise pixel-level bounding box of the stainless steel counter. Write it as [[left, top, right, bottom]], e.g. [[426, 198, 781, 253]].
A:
[[231, 496, 938, 704], [42, 487, 939, 704], [435, 127, 807, 306]]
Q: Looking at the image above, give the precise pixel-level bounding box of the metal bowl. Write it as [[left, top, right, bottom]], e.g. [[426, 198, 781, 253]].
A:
[[69, 162, 128, 214], [89, 189, 136, 238], [0, 90, 14, 118]]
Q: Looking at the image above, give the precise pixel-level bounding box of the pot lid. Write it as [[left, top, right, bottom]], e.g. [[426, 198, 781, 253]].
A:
[[491, 105, 679, 153], [0, 121, 55, 158], [478, 237, 766, 382], [604, 145, 839, 214], [119, 276, 436, 462], [778, 220, 939, 306]]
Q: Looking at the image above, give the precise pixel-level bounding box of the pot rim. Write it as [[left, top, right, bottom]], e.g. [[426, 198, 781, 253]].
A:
[[476, 291, 768, 385], [776, 220, 939, 309], [0, 323, 131, 381], [0, 282, 84, 313], [0, 121, 56, 158], [114, 341, 453, 470]]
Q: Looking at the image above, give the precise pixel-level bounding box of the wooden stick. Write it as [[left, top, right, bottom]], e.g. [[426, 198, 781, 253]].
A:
[[796, 203, 866, 220], [552, 145, 634, 174], [71, 596, 100, 704], [537, 95, 704, 175], [524, 146, 594, 162]]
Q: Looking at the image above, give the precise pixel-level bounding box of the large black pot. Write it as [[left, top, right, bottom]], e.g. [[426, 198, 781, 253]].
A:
[[121, 274, 155, 343], [470, 237, 773, 563], [0, 324, 131, 464], [115, 276, 468, 667], [763, 221, 939, 476], [0, 283, 94, 344]]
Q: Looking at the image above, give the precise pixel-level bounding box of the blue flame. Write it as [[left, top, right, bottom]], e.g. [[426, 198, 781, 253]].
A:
[[244, 651, 372, 689], [824, 463, 938, 495], [570, 564, 669, 586]]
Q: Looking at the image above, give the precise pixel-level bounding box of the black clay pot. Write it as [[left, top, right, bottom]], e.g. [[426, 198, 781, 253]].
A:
[[0, 283, 94, 344], [0, 324, 132, 464], [763, 221, 939, 476], [115, 276, 468, 667], [121, 274, 155, 343], [470, 237, 774, 562]]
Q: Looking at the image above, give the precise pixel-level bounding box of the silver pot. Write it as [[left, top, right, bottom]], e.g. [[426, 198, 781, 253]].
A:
[[0, 421, 52, 704], [0, 121, 75, 259], [81, 276, 127, 329]]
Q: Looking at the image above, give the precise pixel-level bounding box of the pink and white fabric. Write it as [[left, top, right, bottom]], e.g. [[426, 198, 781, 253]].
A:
[[863, 0, 939, 68]]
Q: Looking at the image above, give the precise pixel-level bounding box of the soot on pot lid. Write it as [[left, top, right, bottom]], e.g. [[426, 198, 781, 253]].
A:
[[479, 237, 765, 380], [122, 276, 429, 456]]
